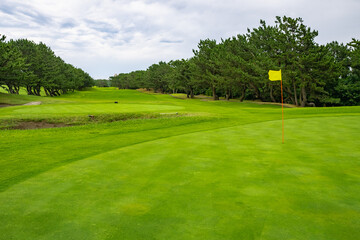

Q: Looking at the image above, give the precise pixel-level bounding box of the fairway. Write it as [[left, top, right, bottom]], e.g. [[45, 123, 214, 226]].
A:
[[1, 88, 360, 240]]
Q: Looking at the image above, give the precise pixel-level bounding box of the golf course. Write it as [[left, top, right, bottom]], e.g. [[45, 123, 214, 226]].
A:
[[0, 87, 359, 239]]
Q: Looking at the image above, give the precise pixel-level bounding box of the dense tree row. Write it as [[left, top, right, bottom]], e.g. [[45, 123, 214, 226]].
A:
[[94, 79, 110, 87], [0, 35, 94, 96], [111, 16, 360, 106]]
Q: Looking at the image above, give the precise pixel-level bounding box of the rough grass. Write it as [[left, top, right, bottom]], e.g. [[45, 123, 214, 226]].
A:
[[0, 112, 185, 130], [0, 88, 359, 240]]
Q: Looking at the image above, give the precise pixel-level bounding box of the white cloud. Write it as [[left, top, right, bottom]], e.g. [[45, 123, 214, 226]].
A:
[[1, 0, 360, 79]]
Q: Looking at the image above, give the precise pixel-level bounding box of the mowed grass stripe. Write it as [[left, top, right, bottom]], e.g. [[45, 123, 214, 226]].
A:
[[56, 88, 160, 102], [0, 109, 358, 191], [0, 111, 323, 193], [0, 116, 359, 239], [0, 116, 225, 192]]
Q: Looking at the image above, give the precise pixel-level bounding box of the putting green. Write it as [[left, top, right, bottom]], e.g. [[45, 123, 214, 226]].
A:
[[0, 115, 359, 239]]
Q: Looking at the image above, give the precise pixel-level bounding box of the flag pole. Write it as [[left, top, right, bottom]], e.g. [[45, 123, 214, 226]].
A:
[[268, 69, 284, 144], [280, 78, 284, 144]]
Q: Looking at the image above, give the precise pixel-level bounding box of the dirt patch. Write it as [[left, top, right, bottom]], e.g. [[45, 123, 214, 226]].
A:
[[0, 101, 41, 108], [23, 101, 42, 106], [11, 121, 69, 130], [0, 104, 16, 108]]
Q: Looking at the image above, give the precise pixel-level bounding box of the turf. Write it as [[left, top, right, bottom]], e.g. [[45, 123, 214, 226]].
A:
[[0, 88, 360, 239]]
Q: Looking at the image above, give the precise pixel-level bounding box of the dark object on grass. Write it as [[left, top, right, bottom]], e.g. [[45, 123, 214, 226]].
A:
[[88, 115, 95, 120], [114, 101, 118, 104]]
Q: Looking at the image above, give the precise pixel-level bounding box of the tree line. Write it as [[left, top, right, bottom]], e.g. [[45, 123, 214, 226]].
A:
[[0, 35, 94, 96], [111, 16, 360, 106]]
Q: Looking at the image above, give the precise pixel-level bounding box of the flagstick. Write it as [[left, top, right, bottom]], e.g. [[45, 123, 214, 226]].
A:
[[268, 69, 284, 144], [280, 79, 284, 144]]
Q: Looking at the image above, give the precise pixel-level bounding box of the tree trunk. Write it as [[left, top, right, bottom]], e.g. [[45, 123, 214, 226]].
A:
[[249, 82, 260, 100], [14, 86, 20, 94], [300, 86, 307, 107], [190, 88, 194, 99], [225, 88, 232, 101], [34, 85, 41, 96], [293, 81, 299, 106], [285, 86, 295, 104], [212, 85, 218, 100], [6, 85, 16, 94], [44, 88, 49, 96], [8, 85, 16, 94], [269, 84, 276, 102], [5, 84, 11, 94], [239, 86, 246, 102], [26, 86, 34, 95]]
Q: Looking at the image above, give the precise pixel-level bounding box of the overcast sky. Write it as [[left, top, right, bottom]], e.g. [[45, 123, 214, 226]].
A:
[[1, 0, 359, 79]]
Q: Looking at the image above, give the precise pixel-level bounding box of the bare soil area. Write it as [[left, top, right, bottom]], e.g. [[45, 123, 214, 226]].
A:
[[11, 121, 69, 130], [0, 101, 42, 108], [0, 104, 15, 108], [23, 101, 42, 106]]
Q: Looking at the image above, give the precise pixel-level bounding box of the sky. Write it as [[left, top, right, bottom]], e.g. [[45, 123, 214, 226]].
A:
[[1, 0, 359, 79]]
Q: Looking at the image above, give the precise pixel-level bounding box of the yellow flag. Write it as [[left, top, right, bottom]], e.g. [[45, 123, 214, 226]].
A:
[[269, 70, 282, 81]]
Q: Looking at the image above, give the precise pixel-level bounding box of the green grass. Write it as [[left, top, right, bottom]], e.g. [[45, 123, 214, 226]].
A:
[[0, 88, 360, 239], [0, 92, 52, 105]]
